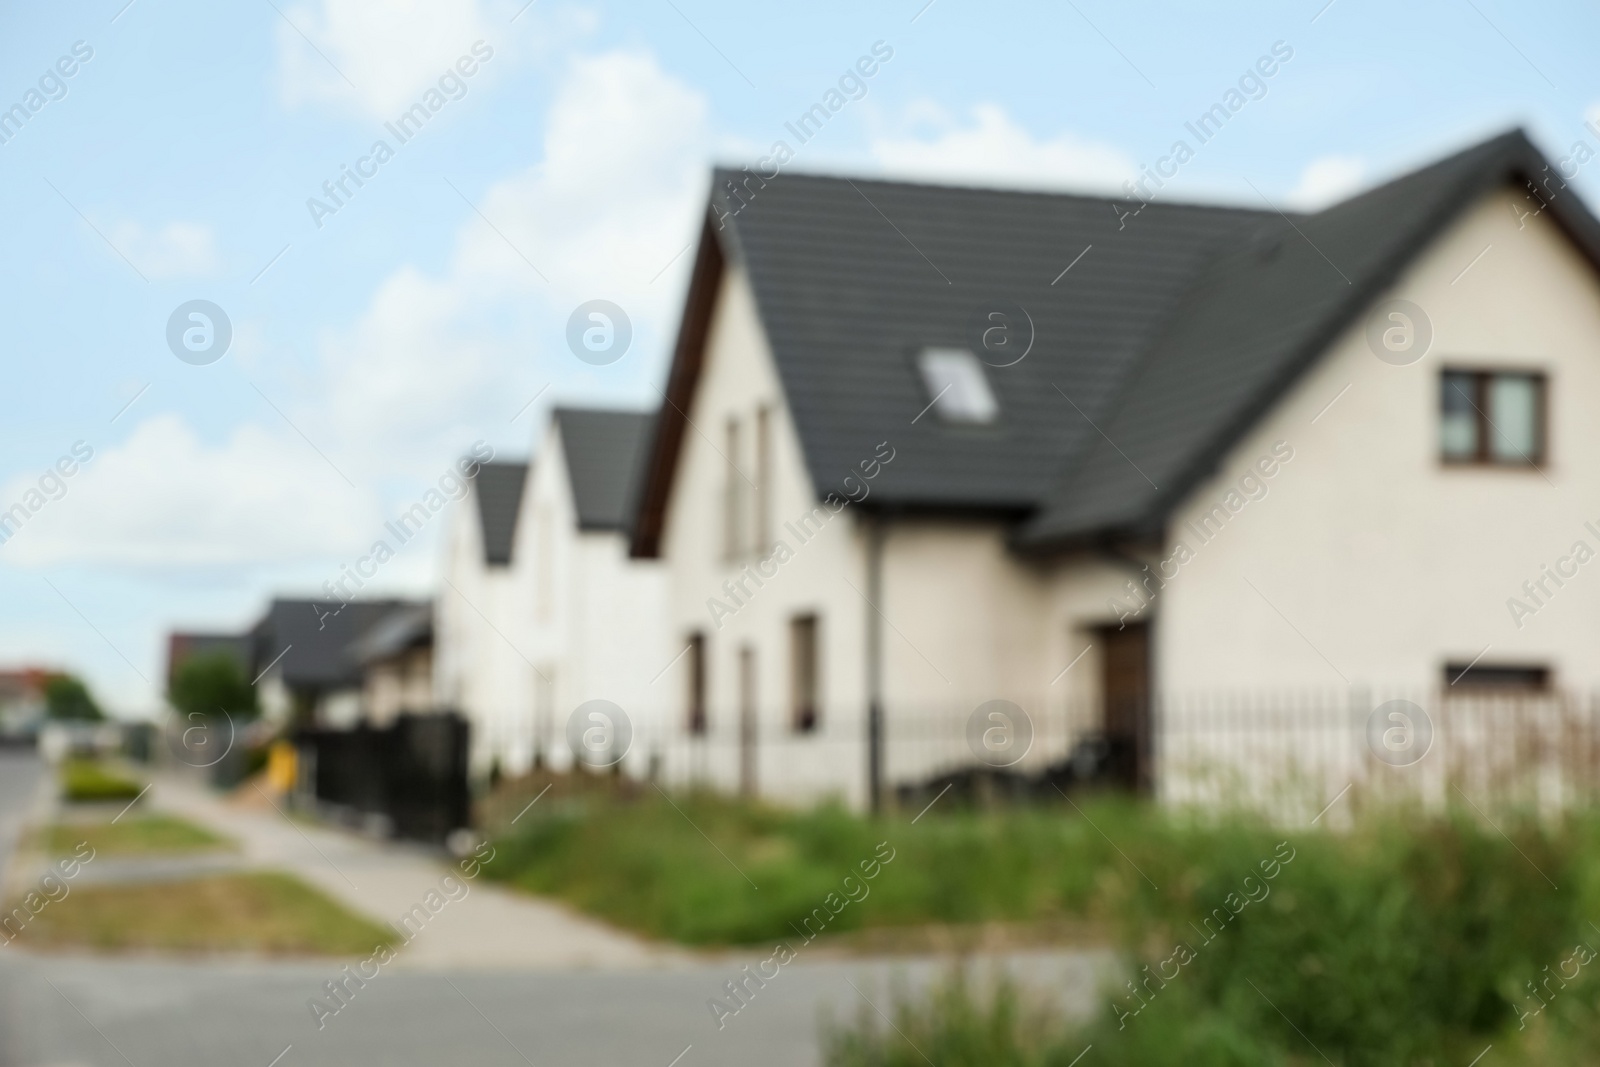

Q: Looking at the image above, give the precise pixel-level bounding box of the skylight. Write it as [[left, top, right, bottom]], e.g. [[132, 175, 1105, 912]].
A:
[[917, 347, 998, 424]]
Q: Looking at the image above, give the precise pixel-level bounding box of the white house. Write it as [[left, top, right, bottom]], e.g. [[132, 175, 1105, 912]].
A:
[[435, 459, 531, 774], [631, 129, 1600, 812], [436, 408, 666, 777]]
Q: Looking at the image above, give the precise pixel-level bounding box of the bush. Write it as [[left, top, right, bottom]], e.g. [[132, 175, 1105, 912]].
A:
[[826, 810, 1600, 1066], [60, 759, 144, 803]]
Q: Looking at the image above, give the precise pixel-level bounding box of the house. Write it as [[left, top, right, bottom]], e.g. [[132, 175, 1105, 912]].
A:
[[350, 601, 434, 727], [516, 407, 666, 776], [251, 598, 424, 728], [631, 128, 1600, 810], [434, 460, 531, 773], [435, 409, 666, 777], [0, 668, 49, 740]]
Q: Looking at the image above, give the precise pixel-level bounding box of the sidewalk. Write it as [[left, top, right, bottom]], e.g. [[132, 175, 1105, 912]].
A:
[[147, 773, 692, 971]]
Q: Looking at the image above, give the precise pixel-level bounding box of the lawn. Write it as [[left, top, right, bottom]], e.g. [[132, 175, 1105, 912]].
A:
[[58, 759, 144, 803], [35, 814, 232, 857], [483, 782, 1183, 945], [485, 779, 1600, 1063], [9, 871, 397, 956]]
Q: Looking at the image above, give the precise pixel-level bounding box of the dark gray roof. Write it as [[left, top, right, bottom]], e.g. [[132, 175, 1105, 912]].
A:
[[555, 407, 656, 531], [351, 603, 433, 664], [634, 129, 1600, 555], [472, 462, 528, 565], [1020, 129, 1600, 546], [252, 598, 420, 691]]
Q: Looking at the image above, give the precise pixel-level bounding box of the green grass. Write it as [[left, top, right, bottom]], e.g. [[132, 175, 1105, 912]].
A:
[[484, 785, 1165, 945], [7, 871, 397, 956], [820, 810, 1600, 1067], [36, 814, 231, 857], [59, 759, 144, 803]]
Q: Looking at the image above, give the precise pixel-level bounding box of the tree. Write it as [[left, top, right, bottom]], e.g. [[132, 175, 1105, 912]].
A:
[[44, 674, 104, 722], [169, 652, 258, 721]]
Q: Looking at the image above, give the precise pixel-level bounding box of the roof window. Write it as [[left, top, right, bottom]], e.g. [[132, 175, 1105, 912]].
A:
[[916, 347, 998, 424]]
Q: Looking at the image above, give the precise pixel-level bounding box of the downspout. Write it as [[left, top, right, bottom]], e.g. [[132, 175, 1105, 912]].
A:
[[865, 514, 885, 814]]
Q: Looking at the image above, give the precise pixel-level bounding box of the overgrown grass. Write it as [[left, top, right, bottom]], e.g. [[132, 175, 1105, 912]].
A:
[[59, 759, 144, 803], [822, 810, 1600, 1066], [482, 785, 1156, 945], [9, 871, 397, 955], [35, 814, 231, 857]]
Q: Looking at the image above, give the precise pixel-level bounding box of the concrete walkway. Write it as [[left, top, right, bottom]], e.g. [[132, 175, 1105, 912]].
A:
[[147, 773, 692, 971]]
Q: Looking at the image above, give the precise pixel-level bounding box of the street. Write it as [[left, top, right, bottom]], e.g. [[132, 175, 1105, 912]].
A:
[[0, 751, 1105, 1067]]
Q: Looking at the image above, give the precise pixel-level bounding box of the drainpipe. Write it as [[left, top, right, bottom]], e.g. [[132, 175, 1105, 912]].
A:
[[865, 514, 885, 814]]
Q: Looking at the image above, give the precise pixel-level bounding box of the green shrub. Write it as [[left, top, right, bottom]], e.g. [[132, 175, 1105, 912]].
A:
[[826, 809, 1600, 1066], [60, 759, 144, 803]]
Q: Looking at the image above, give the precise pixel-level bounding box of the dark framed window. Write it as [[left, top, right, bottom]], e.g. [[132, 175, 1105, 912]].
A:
[[686, 633, 707, 735], [1440, 369, 1546, 466], [1445, 662, 1550, 690], [790, 614, 819, 733]]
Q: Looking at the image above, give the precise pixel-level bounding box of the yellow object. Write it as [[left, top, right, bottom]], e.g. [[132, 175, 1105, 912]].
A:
[[265, 740, 297, 794]]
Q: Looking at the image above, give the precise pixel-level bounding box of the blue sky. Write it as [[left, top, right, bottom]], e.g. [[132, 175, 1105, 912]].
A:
[[1, 0, 1596, 716]]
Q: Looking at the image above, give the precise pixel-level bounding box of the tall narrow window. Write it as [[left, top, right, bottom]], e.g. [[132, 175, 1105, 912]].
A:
[[755, 405, 773, 556], [535, 505, 554, 622], [1439, 369, 1546, 465], [723, 418, 744, 560], [686, 633, 707, 735], [790, 614, 819, 733]]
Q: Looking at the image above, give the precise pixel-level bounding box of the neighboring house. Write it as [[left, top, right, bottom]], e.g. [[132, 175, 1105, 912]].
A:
[[351, 601, 434, 727], [0, 668, 48, 739], [435, 410, 667, 777], [631, 129, 1600, 809], [434, 461, 531, 772], [516, 407, 667, 776], [252, 598, 423, 728]]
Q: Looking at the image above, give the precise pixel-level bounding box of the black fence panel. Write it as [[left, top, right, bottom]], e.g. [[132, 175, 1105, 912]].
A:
[[295, 713, 470, 844]]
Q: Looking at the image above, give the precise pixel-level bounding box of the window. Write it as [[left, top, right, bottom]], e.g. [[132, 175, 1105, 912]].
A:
[[1446, 662, 1549, 690], [917, 347, 998, 423], [790, 614, 819, 733], [755, 405, 773, 555], [1440, 370, 1545, 465], [686, 633, 707, 735], [723, 418, 745, 559]]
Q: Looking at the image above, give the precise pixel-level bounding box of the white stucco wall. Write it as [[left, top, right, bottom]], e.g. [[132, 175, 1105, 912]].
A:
[[435, 479, 530, 776], [1156, 185, 1600, 696], [516, 417, 669, 779], [656, 265, 872, 806]]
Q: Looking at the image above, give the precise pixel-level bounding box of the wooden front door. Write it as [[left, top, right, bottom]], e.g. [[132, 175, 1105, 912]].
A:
[[1100, 622, 1150, 791]]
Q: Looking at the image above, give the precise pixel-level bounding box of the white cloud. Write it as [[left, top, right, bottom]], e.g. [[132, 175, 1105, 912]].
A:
[[304, 48, 710, 470], [1285, 155, 1366, 210], [110, 221, 219, 280], [870, 103, 1135, 192], [275, 0, 495, 120], [1, 416, 378, 568]]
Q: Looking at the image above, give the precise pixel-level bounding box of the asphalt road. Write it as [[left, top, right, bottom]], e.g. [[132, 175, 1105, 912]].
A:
[[0, 750, 1106, 1067]]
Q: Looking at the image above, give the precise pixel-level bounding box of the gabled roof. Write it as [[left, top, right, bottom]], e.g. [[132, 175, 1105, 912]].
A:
[[554, 407, 656, 531], [252, 598, 420, 691], [632, 129, 1600, 557], [1020, 129, 1600, 546], [350, 602, 433, 665], [472, 462, 528, 566]]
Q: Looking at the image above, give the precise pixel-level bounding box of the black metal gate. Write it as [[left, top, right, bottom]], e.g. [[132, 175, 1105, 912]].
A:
[[295, 713, 470, 844]]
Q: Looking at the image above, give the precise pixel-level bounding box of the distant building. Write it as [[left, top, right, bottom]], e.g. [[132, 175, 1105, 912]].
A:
[[249, 598, 427, 729], [435, 408, 666, 776], [0, 668, 49, 739], [351, 602, 434, 727]]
